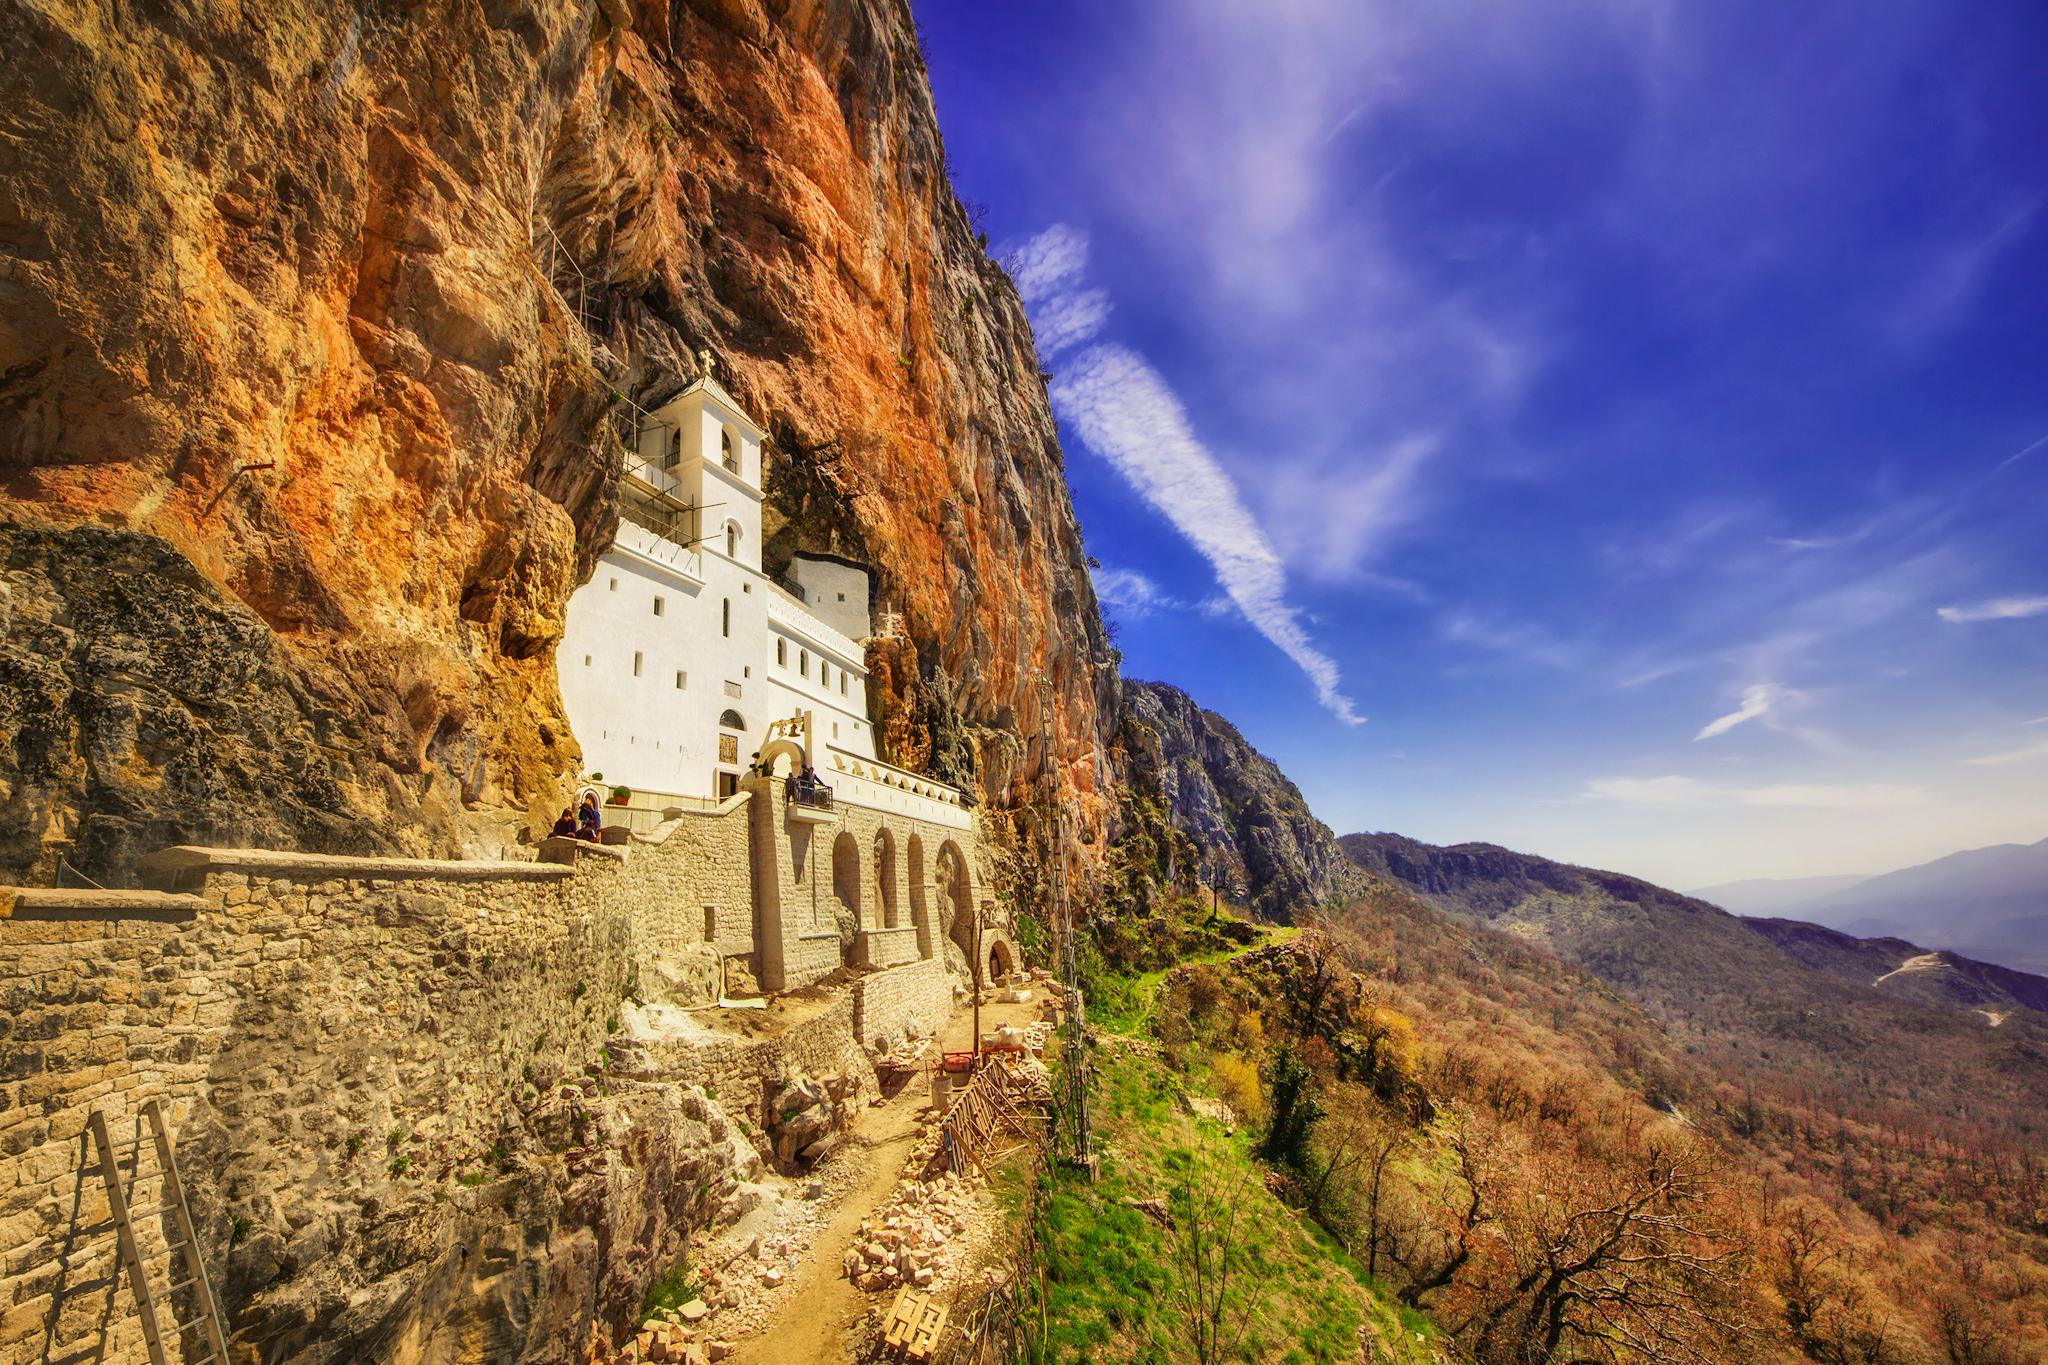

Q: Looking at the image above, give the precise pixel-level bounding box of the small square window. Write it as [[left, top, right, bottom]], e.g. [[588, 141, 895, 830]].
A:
[[608, 577, 617, 591], [837, 592, 846, 602], [832, 722, 840, 738], [743, 666, 751, 678], [632, 651, 643, 677], [675, 671, 686, 689], [583, 654, 592, 667], [742, 583, 752, 594]]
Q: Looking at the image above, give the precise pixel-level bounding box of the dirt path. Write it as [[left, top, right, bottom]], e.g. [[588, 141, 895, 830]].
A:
[[724, 992, 1045, 1365], [723, 1079, 929, 1365]]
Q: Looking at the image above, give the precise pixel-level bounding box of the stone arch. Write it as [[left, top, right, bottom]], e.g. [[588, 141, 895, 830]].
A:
[[907, 832, 929, 958], [832, 831, 862, 927], [938, 839, 973, 961], [758, 737, 803, 775], [873, 827, 899, 928], [988, 937, 1015, 984]]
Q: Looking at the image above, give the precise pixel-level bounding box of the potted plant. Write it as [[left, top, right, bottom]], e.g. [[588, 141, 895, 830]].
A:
[[608, 784, 632, 806]]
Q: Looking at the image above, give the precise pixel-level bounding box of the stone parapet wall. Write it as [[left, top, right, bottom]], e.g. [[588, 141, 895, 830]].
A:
[[855, 924, 921, 970], [851, 958, 955, 1054]]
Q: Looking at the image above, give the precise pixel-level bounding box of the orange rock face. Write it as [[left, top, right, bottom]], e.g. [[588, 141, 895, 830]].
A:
[[0, 0, 1115, 883]]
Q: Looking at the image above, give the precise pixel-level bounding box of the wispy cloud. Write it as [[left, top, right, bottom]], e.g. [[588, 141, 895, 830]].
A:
[[1019, 226, 1364, 725], [1964, 739, 2048, 767], [1094, 566, 1234, 621], [1694, 683, 1776, 740], [1052, 343, 1363, 725], [1441, 612, 1582, 671], [1937, 595, 2048, 624], [1586, 776, 1926, 810]]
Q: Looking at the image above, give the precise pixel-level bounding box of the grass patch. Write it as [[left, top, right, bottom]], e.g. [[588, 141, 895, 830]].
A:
[[1011, 1047, 1436, 1364], [640, 1255, 697, 1322]]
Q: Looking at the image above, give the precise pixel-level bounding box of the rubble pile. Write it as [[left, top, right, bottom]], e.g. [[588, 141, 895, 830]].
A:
[[841, 1170, 979, 1294], [766, 1070, 862, 1165], [613, 1308, 728, 1365]]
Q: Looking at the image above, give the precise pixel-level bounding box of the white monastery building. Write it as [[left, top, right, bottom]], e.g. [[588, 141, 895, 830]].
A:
[[558, 369, 968, 829]]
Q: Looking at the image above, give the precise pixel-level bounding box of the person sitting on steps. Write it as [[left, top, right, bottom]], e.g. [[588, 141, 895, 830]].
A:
[[549, 807, 577, 838]]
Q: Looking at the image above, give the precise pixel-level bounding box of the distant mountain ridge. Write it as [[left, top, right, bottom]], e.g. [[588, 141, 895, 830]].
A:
[[1690, 836, 2048, 974], [1340, 831, 2048, 1019], [1687, 872, 1869, 916]]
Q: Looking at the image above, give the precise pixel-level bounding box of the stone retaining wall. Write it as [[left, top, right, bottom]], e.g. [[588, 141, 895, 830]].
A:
[[851, 957, 956, 1055], [0, 779, 1004, 1362]]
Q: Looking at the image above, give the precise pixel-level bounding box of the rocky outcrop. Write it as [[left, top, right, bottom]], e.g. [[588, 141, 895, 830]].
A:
[[0, 0, 1116, 885], [1116, 680, 1353, 920]]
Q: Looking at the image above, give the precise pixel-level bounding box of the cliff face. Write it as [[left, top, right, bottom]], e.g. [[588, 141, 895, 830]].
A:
[[0, 0, 1115, 885], [1116, 680, 1352, 920]]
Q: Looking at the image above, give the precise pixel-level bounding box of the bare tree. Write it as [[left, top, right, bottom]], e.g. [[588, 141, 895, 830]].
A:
[[1467, 1131, 1754, 1363], [1389, 1108, 1496, 1309], [1306, 1083, 1411, 1279], [1164, 1136, 1257, 1365]]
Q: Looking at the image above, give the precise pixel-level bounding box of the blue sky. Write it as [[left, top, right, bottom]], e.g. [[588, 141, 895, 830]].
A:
[[918, 0, 2048, 889]]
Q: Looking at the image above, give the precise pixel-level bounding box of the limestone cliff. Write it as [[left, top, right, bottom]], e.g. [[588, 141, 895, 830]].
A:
[[0, 0, 1116, 886], [1115, 680, 1354, 920]]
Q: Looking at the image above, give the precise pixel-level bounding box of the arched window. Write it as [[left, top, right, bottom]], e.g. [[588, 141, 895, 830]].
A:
[[777, 638, 787, 666], [718, 709, 745, 730], [720, 428, 738, 472], [799, 649, 808, 678], [667, 429, 682, 467], [819, 661, 829, 687], [725, 522, 739, 558]]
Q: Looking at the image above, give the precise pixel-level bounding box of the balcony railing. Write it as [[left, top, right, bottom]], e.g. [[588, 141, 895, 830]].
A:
[[789, 781, 834, 813]]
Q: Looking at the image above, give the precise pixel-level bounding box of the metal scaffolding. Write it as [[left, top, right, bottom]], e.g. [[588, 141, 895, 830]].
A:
[[1040, 679, 1092, 1171]]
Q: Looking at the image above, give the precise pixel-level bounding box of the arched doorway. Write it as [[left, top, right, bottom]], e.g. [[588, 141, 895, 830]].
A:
[[873, 828, 899, 928], [832, 832, 862, 927], [988, 938, 1015, 984], [938, 840, 972, 960], [909, 826, 933, 957]]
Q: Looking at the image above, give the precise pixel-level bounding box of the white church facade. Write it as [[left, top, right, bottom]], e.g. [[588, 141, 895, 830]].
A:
[[557, 372, 968, 829]]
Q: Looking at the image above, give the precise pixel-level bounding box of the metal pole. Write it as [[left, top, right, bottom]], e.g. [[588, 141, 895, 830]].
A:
[[971, 894, 984, 1076]]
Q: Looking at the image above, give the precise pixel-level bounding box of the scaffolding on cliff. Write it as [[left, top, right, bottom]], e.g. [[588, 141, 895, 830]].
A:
[[1039, 679, 1094, 1175]]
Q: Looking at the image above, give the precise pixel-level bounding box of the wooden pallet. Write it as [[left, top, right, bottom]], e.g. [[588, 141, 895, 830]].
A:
[[882, 1284, 950, 1360], [87, 1098, 232, 1365]]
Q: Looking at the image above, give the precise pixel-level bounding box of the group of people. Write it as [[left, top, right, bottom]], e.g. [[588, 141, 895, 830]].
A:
[[549, 790, 605, 842], [548, 768, 826, 840], [783, 765, 827, 803]]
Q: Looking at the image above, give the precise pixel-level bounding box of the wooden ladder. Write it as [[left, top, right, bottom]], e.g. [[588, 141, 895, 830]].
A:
[[87, 1099, 232, 1365]]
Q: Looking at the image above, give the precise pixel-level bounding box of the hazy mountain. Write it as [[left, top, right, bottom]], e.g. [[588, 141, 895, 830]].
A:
[[1688, 872, 1869, 916], [1339, 831, 2048, 1020], [1792, 836, 2048, 975]]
